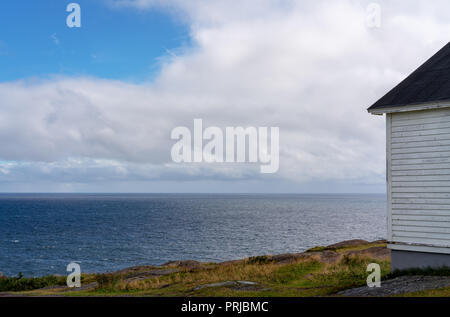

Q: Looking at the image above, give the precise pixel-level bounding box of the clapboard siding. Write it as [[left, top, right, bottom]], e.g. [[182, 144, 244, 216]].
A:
[[393, 236, 450, 247], [392, 204, 450, 210], [392, 214, 450, 221], [392, 145, 450, 154], [393, 198, 450, 205], [392, 164, 450, 171], [392, 116, 450, 127], [392, 108, 450, 121], [392, 140, 450, 149], [393, 225, 450, 234], [393, 192, 450, 198], [392, 170, 450, 176], [395, 230, 450, 238], [393, 209, 450, 215], [393, 124, 450, 136], [392, 152, 450, 160], [392, 157, 450, 165], [393, 181, 450, 187], [392, 133, 450, 144], [389, 109, 450, 251], [393, 220, 450, 228], [393, 176, 450, 182], [392, 188, 450, 194]]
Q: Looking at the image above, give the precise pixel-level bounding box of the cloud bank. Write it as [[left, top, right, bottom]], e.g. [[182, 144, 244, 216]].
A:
[[2, 0, 450, 192]]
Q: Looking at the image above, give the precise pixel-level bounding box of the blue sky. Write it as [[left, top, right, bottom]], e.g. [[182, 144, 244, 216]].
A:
[[0, 1, 189, 82]]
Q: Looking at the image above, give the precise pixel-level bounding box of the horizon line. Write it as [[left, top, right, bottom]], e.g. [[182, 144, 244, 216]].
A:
[[0, 192, 386, 195]]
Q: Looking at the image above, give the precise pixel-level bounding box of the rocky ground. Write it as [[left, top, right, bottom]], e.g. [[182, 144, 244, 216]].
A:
[[1, 239, 449, 297], [339, 276, 450, 297]]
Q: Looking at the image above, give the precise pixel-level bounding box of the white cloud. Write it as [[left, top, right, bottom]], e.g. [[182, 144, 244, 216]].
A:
[[2, 0, 450, 191]]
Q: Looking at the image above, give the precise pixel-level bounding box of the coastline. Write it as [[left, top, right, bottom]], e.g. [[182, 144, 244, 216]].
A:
[[1, 239, 390, 296], [2, 239, 449, 297]]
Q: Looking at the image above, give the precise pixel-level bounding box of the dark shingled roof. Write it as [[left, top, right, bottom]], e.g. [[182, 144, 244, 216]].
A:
[[368, 42, 450, 111]]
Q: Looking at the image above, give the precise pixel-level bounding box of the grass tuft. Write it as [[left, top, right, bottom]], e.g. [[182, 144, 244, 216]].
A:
[[0, 273, 67, 292], [247, 256, 274, 265]]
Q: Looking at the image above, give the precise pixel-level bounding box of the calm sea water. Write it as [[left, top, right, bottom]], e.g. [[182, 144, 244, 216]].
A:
[[0, 194, 386, 277]]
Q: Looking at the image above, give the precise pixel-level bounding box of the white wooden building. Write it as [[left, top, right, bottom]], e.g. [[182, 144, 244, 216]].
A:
[[369, 42, 450, 270]]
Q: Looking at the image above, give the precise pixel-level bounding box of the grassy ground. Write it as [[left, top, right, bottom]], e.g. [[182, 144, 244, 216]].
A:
[[4, 240, 448, 297], [3, 240, 449, 297], [1, 240, 396, 297]]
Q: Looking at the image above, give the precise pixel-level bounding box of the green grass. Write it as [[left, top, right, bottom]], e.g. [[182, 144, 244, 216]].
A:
[[271, 261, 322, 286], [8, 240, 450, 297], [305, 246, 328, 253], [0, 273, 67, 292], [247, 256, 274, 265], [74, 255, 390, 297], [305, 242, 386, 254], [1, 241, 403, 297]]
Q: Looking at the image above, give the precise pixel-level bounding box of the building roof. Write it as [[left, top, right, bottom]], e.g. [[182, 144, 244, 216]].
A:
[[368, 42, 450, 113]]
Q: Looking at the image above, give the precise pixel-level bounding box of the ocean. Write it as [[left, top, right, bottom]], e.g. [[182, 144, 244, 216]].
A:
[[0, 193, 386, 277]]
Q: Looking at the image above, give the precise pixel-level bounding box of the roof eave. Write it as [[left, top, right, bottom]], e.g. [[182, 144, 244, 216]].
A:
[[368, 100, 450, 115]]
